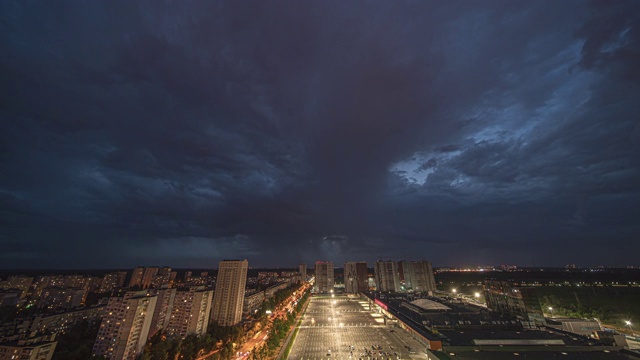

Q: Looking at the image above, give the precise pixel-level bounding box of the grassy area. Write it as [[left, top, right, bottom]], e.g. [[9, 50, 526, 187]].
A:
[[536, 286, 640, 330], [278, 294, 310, 360], [437, 283, 640, 332], [281, 316, 303, 359]]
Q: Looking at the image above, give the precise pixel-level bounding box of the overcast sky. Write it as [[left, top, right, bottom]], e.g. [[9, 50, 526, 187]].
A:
[[1, 1, 639, 269]]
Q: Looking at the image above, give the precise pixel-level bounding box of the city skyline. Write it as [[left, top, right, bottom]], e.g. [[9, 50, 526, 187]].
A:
[[1, 1, 640, 268]]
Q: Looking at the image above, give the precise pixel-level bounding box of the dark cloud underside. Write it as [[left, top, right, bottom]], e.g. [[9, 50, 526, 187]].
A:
[[1, 0, 639, 268]]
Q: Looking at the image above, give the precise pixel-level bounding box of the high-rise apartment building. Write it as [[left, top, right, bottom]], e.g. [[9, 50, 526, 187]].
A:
[[166, 287, 213, 338], [92, 292, 157, 360], [299, 263, 307, 280], [210, 260, 248, 326], [344, 261, 368, 293], [374, 260, 401, 292], [401, 261, 436, 293], [141, 267, 159, 289], [129, 267, 144, 288], [314, 261, 334, 293], [147, 288, 177, 340]]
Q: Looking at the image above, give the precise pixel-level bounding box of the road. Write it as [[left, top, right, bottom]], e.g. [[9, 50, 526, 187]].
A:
[[231, 282, 312, 360]]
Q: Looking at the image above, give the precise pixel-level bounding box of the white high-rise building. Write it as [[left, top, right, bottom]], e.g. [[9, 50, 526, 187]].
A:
[[374, 260, 401, 292], [92, 292, 157, 360], [210, 260, 248, 326]]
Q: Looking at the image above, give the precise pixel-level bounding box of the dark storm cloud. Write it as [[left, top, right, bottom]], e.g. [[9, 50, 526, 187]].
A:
[[1, 0, 639, 268]]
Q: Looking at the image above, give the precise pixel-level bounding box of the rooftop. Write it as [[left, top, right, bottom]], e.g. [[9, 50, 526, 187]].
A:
[[411, 298, 452, 311]]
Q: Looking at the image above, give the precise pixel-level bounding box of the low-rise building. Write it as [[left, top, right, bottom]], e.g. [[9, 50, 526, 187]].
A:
[[243, 290, 265, 316], [0, 334, 57, 360], [29, 306, 105, 335], [545, 317, 602, 336]]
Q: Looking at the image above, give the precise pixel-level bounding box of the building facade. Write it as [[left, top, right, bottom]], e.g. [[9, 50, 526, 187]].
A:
[[128, 268, 144, 288], [314, 261, 334, 293], [401, 261, 436, 293], [141, 267, 159, 289], [210, 260, 248, 326], [30, 306, 105, 335], [37, 287, 86, 310], [92, 292, 157, 360], [299, 263, 307, 281], [344, 261, 368, 293], [147, 288, 177, 340], [166, 287, 213, 338], [100, 272, 127, 293], [243, 290, 265, 317], [0, 335, 57, 360], [374, 260, 401, 292]]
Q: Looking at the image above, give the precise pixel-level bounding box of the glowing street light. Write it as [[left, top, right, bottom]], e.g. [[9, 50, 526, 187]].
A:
[[452, 289, 457, 294], [474, 292, 480, 298], [548, 307, 554, 317], [626, 320, 633, 333]]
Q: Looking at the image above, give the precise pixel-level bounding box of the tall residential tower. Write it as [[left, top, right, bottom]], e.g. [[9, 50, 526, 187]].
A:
[[314, 261, 334, 293], [401, 261, 436, 293], [210, 260, 248, 326], [92, 292, 157, 360], [299, 263, 307, 281], [344, 261, 368, 293], [374, 260, 401, 292]]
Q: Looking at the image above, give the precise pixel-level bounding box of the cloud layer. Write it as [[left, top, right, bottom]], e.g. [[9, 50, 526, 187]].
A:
[[1, 1, 639, 268]]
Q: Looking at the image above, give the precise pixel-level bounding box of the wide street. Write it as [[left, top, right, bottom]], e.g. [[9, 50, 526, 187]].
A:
[[288, 295, 430, 360]]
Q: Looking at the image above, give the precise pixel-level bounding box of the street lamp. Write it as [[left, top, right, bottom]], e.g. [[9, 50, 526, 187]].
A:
[[452, 289, 457, 295], [474, 292, 480, 299], [625, 320, 633, 333], [548, 307, 554, 317]]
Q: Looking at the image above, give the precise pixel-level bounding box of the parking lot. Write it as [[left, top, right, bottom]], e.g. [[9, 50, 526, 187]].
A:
[[288, 295, 430, 360]]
